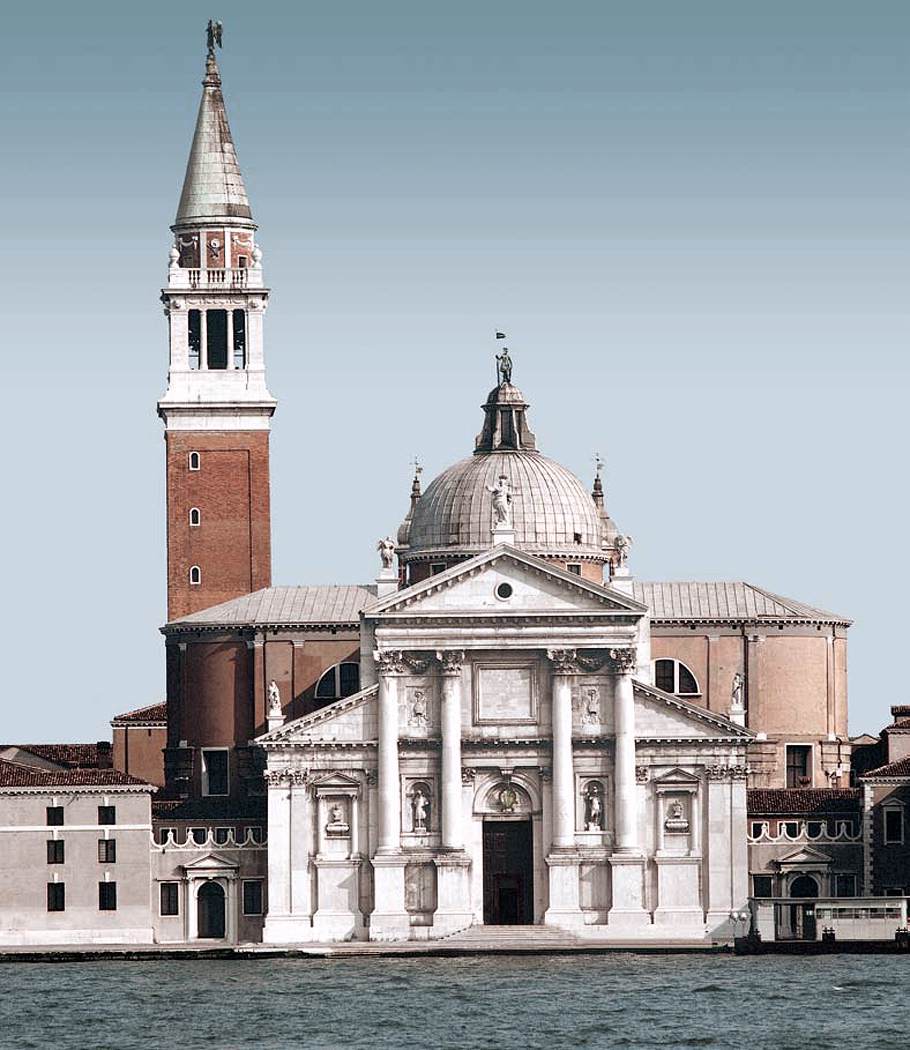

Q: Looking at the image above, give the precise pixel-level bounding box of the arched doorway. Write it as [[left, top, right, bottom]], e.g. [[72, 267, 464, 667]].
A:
[[197, 881, 226, 939], [787, 874, 819, 941]]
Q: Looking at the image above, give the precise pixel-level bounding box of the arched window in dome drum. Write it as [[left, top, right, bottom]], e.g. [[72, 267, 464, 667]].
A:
[[653, 658, 700, 696]]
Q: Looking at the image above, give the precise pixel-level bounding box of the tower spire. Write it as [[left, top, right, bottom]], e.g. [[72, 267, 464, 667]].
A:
[[175, 21, 252, 230]]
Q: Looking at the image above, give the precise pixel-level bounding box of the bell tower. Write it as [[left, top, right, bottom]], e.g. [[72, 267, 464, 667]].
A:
[[158, 26, 276, 621]]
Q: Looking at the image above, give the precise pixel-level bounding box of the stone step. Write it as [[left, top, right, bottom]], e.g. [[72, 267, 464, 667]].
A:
[[446, 924, 579, 943]]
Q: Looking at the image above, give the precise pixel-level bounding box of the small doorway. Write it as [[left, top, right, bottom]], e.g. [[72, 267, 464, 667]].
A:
[[197, 881, 226, 939], [483, 820, 533, 925], [785, 874, 819, 941]]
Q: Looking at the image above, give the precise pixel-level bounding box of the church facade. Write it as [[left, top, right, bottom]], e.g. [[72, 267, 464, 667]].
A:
[[0, 31, 869, 948]]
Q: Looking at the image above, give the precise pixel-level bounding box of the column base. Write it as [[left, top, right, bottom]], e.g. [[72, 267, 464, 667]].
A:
[[608, 852, 650, 929], [369, 853, 410, 942], [433, 852, 474, 937], [262, 913, 313, 944], [544, 852, 585, 929]]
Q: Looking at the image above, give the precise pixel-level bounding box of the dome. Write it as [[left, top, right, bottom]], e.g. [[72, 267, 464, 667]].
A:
[[406, 450, 606, 557]]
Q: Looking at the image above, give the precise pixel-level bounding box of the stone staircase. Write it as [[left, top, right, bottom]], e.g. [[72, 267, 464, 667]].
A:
[[440, 924, 582, 950]]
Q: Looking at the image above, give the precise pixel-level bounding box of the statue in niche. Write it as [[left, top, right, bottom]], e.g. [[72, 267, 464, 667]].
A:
[[582, 687, 600, 725], [376, 536, 396, 570], [330, 802, 344, 824], [409, 689, 428, 728], [584, 782, 605, 830], [326, 800, 350, 835], [410, 785, 430, 831], [731, 672, 745, 708], [267, 680, 282, 717], [486, 474, 513, 528]]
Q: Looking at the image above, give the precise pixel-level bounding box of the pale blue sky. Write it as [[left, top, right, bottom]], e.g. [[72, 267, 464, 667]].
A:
[[1, 1, 907, 740]]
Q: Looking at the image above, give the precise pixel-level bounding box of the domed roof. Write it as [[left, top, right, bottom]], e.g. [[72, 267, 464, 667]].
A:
[[406, 450, 606, 557], [399, 361, 615, 561]]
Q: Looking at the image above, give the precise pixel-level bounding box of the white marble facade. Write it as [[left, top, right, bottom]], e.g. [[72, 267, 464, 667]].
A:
[[259, 547, 750, 943]]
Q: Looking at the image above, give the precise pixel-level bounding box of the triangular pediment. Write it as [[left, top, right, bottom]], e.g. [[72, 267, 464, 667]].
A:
[[370, 545, 647, 620], [256, 684, 378, 747], [310, 771, 360, 789], [182, 852, 239, 873], [778, 846, 833, 866], [653, 766, 702, 785], [633, 680, 754, 740]]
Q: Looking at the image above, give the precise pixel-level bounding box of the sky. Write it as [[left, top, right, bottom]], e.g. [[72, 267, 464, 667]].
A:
[[1, 1, 907, 741]]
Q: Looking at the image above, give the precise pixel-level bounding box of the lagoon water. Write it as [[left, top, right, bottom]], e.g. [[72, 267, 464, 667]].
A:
[[0, 954, 905, 1050]]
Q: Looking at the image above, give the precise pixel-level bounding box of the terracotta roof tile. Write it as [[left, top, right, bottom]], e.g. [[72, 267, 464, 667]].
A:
[[0, 759, 151, 789], [747, 788, 860, 815], [632, 581, 849, 624], [862, 757, 910, 779], [0, 743, 111, 769], [166, 585, 376, 629], [111, 702, 167, 725]]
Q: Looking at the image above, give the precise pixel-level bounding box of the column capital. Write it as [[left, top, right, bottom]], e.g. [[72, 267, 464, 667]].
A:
[[374, 649, 407, 675], [607, 647, 637, 674], [547, 648, 578, 674], [436, 649, 466, 676]]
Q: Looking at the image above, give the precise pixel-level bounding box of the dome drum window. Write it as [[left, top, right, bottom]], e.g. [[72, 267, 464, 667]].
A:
[[315, 662, 361, 706]]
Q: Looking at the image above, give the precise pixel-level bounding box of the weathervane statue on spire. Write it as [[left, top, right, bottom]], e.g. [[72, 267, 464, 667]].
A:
[[207, 19, 223, 56]]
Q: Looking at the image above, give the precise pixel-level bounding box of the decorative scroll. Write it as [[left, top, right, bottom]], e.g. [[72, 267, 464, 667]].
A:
[[706, 764, 750, 781], [374, 649, 407, 675], [635, 765, 650, 784], [461, 767, 477, 785]]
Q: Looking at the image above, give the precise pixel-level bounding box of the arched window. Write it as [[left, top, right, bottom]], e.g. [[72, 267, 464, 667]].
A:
[[188, 451, 201, 471], [653, 658, 700, 696], [189, 507, 201, 527], [314, 662, 360, 705], [189, 565, 201, 585]]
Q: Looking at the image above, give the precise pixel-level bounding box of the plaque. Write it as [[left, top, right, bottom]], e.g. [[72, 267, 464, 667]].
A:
[[474, 665, 536, 724]]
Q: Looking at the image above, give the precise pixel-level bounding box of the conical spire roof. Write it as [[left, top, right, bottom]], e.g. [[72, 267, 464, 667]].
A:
[[174, 49, 253, 229]]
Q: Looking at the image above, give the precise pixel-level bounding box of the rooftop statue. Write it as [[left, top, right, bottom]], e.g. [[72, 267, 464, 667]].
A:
[[206, 19, 223, 55], [496, 347, 513, 385], [377, 537, 396, 570], [486, 474, 513, 528]]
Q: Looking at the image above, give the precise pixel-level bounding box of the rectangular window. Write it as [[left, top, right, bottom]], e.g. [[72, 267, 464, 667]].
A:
[[430, 563, 446, 576], [46, 840, 64, 864], [654, 660, 675, 693], [339, 663, 360, 697], [834, 874, 857, 897], [750, 822, 764, 838], [47, 883, 65, 912], [202, 750, 229, 796], [188, 309, 201, 369], [98, 882, 118, 911], [242, 880, 264, 916], [160, 882, 179, 916], [191, 827, 207, 845], [98, 806, 116, 826], [566, 563, 582, 575], [232, 309, 246, 368], [46, 806, 64, 827], [98, 839, 117, 864], [884, 808, 904, 845], [785, 745, 812, 789], [206, 309, 228, 369], [752, 875, 773, 898]]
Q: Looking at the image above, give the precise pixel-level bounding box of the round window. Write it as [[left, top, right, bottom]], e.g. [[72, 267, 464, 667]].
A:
[[495, 582, 513, 600]]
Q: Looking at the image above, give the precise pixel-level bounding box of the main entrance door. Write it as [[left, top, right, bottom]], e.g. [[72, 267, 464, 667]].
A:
[[197, 881, 226, 939], [483, 820, 533, 925]]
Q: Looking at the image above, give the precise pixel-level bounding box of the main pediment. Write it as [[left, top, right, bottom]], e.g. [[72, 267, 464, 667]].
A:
[[368, 545, 647, 620]]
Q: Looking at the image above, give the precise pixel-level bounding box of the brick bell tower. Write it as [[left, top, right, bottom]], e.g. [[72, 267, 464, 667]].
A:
[[158, 27, 276, 622]]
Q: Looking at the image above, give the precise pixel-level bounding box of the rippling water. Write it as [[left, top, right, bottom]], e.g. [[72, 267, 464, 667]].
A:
[[0, 954, 904, 1050]]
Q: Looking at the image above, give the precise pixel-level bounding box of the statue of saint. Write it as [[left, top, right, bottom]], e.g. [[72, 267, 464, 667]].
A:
[[206, 19, 223, 54], [731, 672, 745, 708], [582, 687, 600, 725], [585, 783, 604, 830], [409, 690, 428, 728], [376, 536, 396, 570], [486, 474, 513, 528], [411, 786, 429, 831], [267, 680, 282, 716], [615, 533, 633, 567], [496, 348, 513, 385], [329, 802, 345, 825]]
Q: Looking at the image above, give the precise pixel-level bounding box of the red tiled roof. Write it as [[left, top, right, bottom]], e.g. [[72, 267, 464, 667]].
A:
[[111, 702, 167, 724], [0, 743, 111, 769], [862, 757, 910, 780], [747, 788, 860, 815], [0, 759, 151, 789]]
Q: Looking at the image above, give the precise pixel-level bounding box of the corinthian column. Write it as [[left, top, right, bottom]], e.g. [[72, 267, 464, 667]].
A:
[[375, 650, 404, 854], [437, 650, 466, 850], [547, 649, 577, 849], [610, 647, 639, 854]]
